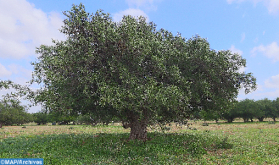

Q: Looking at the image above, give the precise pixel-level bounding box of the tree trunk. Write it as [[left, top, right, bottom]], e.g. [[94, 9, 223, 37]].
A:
[[258, 117, 264, 122], [273, 117, 276, 122], [129, 118, 147, 140], [227, 118, 233, 123], [0, 122, 2, 128], [128, 109, 148, 141]]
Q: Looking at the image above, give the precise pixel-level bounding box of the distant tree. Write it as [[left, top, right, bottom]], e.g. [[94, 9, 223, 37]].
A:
[[200, 110, 221, 123], [270, 98, 279, 121], [16, 110, 33, 125], [47, 111, 77, 125], [76, 114, 96, 125], [0, 80, 34, 127], [249, 100, 265, 122], [236, 99, 261, 122], [221, 101, 239, 123], [33, 112, 49, 125], [255, 98, 271, 122], [30, 4, 256, 140], [0, 99, 31, 127]]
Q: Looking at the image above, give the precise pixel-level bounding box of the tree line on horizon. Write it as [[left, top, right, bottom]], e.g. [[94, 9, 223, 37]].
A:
[[1, 97, 279, 128], [222, 98, 279, 123]]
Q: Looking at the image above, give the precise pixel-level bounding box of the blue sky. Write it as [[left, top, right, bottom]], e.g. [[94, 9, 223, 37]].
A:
[[1, 0, 279, 113]]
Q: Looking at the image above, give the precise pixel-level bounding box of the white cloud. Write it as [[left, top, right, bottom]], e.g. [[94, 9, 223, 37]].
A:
[[113, 0, 162, 22], [265, 74, 279, 88], [227, 0, 279, 14], [0, 0, 63, 113], [251, 42, 279, 62], [0, 0, 65, 59], [8, 64, 33, 82], [113, 8, 149, 22], [237, 66, 246, 73], [256, 84, 264, 91], [266, 0, 279, 14], [0, 63, 33, 85], [229, 45, 243, 55], [125, 0, 160, 11], [0, 63, 12, 77]]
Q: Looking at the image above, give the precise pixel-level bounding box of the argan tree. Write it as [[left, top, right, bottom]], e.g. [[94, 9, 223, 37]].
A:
[[31, 4, 256, 140], [221, 100, 239, 123], [261, 98, 279, 122], [0, 99, 32, 127], [236, 99, 262, 122], [0, 80, 34, 127], [33, 111, 49, 125]]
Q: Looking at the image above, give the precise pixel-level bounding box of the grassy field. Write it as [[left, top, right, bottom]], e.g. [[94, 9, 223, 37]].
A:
[[0, 120, 279, 164]]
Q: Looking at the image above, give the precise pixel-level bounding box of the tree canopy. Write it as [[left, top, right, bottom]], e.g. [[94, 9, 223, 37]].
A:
[[220, 98, 279, 123], [31, 4, 256, 140], [0, 99, 32, 128]]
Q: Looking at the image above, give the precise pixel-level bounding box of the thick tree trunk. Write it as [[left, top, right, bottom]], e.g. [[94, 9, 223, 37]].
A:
[[258, 117, 264, 122], [0, 122, 2, 128], [127, 109, 148, 141], [273, 117, 276, 122], [129, 118, 147, 140], [227, 118, 233, 123]]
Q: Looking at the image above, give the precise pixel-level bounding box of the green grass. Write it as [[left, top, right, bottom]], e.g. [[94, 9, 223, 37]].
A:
[[0, 122, 279, 164], [0, 131, 232, 164]]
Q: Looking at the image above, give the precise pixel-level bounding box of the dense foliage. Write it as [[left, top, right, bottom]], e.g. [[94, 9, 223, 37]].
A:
[[0, 80, 35, 127], [32, 112, 49, 125], [0, 99, 33, 127], [221, 98, 279, 123], [30, 4, 256, 140]]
